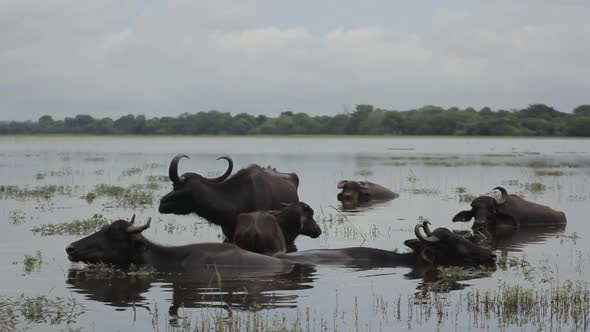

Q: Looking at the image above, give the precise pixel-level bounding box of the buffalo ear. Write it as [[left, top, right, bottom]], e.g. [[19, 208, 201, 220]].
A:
[[403, 239, 423, 252], [452, 210, 474, 222], [337, 180, 348, 189]]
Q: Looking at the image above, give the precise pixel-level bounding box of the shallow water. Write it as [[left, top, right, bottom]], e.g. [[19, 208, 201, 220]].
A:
[[0, 136, 589, 331]]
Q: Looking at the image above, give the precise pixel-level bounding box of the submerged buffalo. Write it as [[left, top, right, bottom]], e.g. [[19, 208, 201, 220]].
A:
[[276, 221, 496, 268], [337, 180, 398, 209], [159, 155, 299, 239], [452, 186, 567, 229], [234, 202, 322, 254], [65, 215, 293, 275]]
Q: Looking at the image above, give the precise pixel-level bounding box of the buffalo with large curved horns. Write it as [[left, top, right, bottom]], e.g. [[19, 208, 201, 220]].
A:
[[159, 154, 300, 239], [452, 186, 567, 229]]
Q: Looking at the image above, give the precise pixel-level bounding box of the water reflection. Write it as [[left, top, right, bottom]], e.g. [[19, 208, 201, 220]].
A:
[[478, 224, 567, 252], [66, 264, 317, 313]]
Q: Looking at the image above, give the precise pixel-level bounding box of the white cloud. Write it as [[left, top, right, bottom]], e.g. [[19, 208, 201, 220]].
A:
[[0, 0, 588, 120]]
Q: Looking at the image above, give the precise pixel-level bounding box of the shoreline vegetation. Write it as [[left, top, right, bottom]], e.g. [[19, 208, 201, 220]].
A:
[[1, 104, 590, 137]]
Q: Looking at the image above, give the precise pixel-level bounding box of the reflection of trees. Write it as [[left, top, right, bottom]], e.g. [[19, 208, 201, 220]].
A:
[[66, 263, 317, 314]]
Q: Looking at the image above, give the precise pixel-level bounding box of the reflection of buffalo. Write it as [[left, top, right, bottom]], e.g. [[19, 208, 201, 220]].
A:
[[458, 223, 567, 253], [66, 263, 317, 313], [159, 155, 300, 239], [337, 180, 398, 210], [453, 186, 567, 229]]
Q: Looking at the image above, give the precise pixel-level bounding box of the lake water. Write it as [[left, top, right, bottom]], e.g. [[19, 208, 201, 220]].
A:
[[0, 136, 589, 331]]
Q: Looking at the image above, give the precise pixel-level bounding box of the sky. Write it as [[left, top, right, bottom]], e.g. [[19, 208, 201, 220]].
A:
[[0, 0, 588, 121]]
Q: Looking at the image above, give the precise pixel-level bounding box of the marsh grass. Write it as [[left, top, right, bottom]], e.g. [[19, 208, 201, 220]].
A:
[[534, 170, 568, 176], [0, 294, 85, 331], [23, 250, 43, 273], [455, 187, 476, 202], [524, 182, 547, 193], [0, 185, 73, 200], [31, 214, 108, 236], [8, 210, 26, 225], [93, 184, 154, 208], [121, 167, 142, 176]]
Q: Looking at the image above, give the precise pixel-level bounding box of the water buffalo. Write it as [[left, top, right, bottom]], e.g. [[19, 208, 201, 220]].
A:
[[452, 186, 567, 229], [65, 215, 293, 275], [276, 221, 496, 268], [158, 155, 299, 239], [337, 180, 398, 209], [234, 202, 322, 254]]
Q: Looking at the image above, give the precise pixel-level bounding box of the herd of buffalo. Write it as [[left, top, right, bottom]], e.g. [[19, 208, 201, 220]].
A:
[[66, 154, 568, 279]]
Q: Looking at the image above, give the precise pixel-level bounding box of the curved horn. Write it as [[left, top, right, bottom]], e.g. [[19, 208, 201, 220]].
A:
[[358, 181, 369, 189], [414, 223, 440, 243], [126, 217, 151, 234], [169, 154, 189, 183], [207, 156, 233, 183], [422, 220, 432, 236], [130, 214, 136, 225], [494, 186, 508, 205], [337, 180, 347, 189]]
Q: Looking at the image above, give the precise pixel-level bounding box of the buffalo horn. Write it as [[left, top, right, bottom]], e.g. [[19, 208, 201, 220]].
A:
[[422, 220, 433, 236], [169, 154, 189, 183], [126, 217, 151, 234], [494, 186, 508, 205], [207, 156, 233, 183], [358, 181, 369, 189], [337, 180, 347, 189], [414, 223, 440, 243], [130, 214, 136, 225]]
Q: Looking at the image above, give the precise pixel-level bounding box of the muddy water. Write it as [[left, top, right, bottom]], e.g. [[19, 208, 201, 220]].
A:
[[0, 136, 589, 331]]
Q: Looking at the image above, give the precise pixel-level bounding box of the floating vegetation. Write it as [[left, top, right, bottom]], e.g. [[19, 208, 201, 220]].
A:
[[94, 184, 154, 208], [354, 169, 373, 177], [480, 153, 515, 157], [524, 182, 547, 193], [0, 185, 73, 200], [34, 172, 45, 180], [71, 263, 157, 280], [0, 294, 84, 331], [535, 170, 567, 176], [455, 187, 476, 202], [8, 210, 26, 225], [146, 175, 169, 183], [121, 167, 142, 176], [31, 214, 108, 236], [84, 156, 105, 162], [23, 250, 43, 273]]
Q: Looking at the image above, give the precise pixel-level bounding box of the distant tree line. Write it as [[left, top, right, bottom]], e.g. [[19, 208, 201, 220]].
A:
[[1, 104, 590, 136]]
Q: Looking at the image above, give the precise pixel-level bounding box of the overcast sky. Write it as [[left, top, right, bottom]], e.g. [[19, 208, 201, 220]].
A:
[[1, 0, 588, 121]]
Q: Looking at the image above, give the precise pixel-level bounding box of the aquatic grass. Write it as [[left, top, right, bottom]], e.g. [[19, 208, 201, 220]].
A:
[[93, 184, 154, 208], [31, 214, 108, 236], [23, 250, 43, 273], [146, 175, 169, 183], [121, 167, 142, 176], [0, 294, 85, 331], [8, 210, 26, 225], [524, 182, 547, 193], [534, 170, 567, 176], [0, 185, 73, 200]]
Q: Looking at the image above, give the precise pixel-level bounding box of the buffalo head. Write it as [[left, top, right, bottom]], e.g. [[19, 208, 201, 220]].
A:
[[337, 180, 369, 208], [280, 202, 322, 239], [66, 215, 151, 266], [405, 221, 497, 266], [452, 186, 509, 228], [159, 154, 233, 215]]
